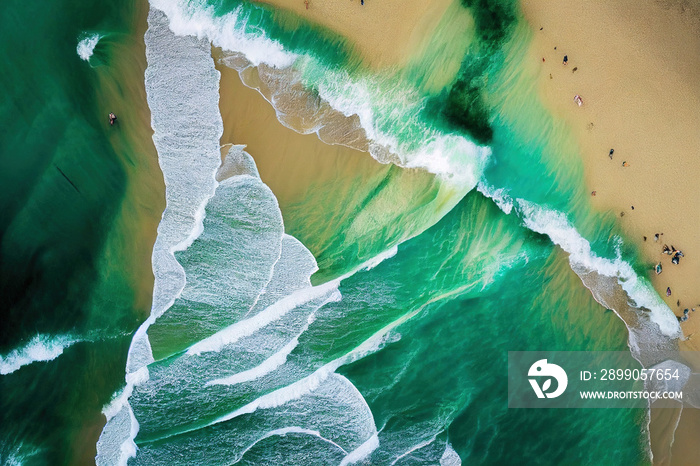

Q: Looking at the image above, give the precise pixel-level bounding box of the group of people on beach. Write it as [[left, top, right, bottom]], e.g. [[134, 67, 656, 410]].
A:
[[679, 308, 695, 323], [662, 244, 684, 264], [653, 236, 694, 323], [654, 234, 684, 275]]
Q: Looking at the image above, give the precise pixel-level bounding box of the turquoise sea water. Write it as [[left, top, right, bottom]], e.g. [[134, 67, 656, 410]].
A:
[[1, 0, 682, 464]]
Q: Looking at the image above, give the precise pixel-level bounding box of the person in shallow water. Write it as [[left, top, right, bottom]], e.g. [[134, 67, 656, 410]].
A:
[[109, 112, 117, 125]]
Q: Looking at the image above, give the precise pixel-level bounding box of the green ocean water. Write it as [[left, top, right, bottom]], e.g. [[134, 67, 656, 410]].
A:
[[0, 0, 157, 463], [2, 0, 671, 464]]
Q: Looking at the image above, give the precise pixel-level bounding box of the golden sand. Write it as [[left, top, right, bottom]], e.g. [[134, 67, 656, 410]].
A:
[[255, 0, 459, 68], [520, 1, 700, 463], [520, 0, 700, 336]]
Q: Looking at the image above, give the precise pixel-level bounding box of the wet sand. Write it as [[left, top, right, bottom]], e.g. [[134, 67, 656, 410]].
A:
[[520, 0, 700, 463], [70, 1, 164, 463], [520, 0, 700, 335], [214, 54, 461, 280], [255, 0, 459, 68], [95, 3, 165, 315]]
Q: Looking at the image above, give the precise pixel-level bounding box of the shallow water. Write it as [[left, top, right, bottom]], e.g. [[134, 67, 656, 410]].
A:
[[0, 0, 161, 463], [2, 0, 681, 464]]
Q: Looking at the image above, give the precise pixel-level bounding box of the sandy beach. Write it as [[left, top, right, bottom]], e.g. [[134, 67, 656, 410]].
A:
[[520, 0, 700, 331], [520, 0, 700, 463]]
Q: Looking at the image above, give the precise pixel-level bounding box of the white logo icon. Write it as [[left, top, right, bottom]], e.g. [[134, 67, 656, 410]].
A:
[[528, 359, 568, 398]]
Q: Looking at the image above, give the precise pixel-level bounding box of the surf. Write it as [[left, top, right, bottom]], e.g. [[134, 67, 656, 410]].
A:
[[0, 334, 79, 375]]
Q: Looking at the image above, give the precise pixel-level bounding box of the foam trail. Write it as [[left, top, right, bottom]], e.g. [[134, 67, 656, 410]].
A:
[[477, 183, 681, 339], [340, 433, 380, 466], [236, 427, 349, 458], [150, 0, 297, 68], [205, 314, 316, 387], [390, 435, 438, 465], [187, 284, 340, 356], [132, 374, 376, 464], [96, 8, 224, 465], [149, 0, 489, 187], [204, 338, 300, 387], [0, 334, 79, 375], [77, 33, 102, 61], [210, 286, 421, 430], [186, 239, 398, 358]]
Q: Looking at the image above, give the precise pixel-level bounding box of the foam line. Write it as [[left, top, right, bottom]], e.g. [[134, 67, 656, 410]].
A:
[[96, 8, 225, 465], [205, 314, 316, 387], [0, 334, 79, 376], [340, 433, 380, 466], [237, 427, 349, 460], [186, 284, 341, 356], [149, 0, 489, 187]]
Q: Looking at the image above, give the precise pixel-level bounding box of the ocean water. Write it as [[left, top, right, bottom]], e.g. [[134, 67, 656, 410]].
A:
[[1, 0, 683, 464], [0, 0, 160, 464]]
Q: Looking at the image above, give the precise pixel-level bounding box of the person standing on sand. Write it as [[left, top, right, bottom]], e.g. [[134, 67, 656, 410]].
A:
[[304, 0, 309, 9], [563, 55, 568, 65]]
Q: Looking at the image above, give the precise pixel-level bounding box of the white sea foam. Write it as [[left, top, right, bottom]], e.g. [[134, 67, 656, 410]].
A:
[[440, 443, 462, 466], [187, 285, 341, 356], [341, 432, 380, 466], [97, 7, 392, 464], [479, 185, 680, 338], [150, 0, 489, 188], [96, 8, 224, 465], [77, 33, 102, 61], [390, 435, 438, 465], [361, 245, 398, 272], [237, 427, 349, 459], [0, 334, 79, 375], [150, 0, 296, 68], [211, 291, 417, 429], [309, 65, 489, 185]]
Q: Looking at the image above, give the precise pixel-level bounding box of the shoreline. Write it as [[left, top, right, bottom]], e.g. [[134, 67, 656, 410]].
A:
[[71, 0, 164, 463], [97, 3, 165, 316], [214, 53, 458, 280], [519, 0, 700, 463], [519, 0, 700, 335], [254, 0, 457, 68]]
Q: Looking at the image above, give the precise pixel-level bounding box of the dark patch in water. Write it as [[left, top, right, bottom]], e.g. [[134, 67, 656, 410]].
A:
[[460, 0, 517, 44], [430, 0, 517, 144]]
